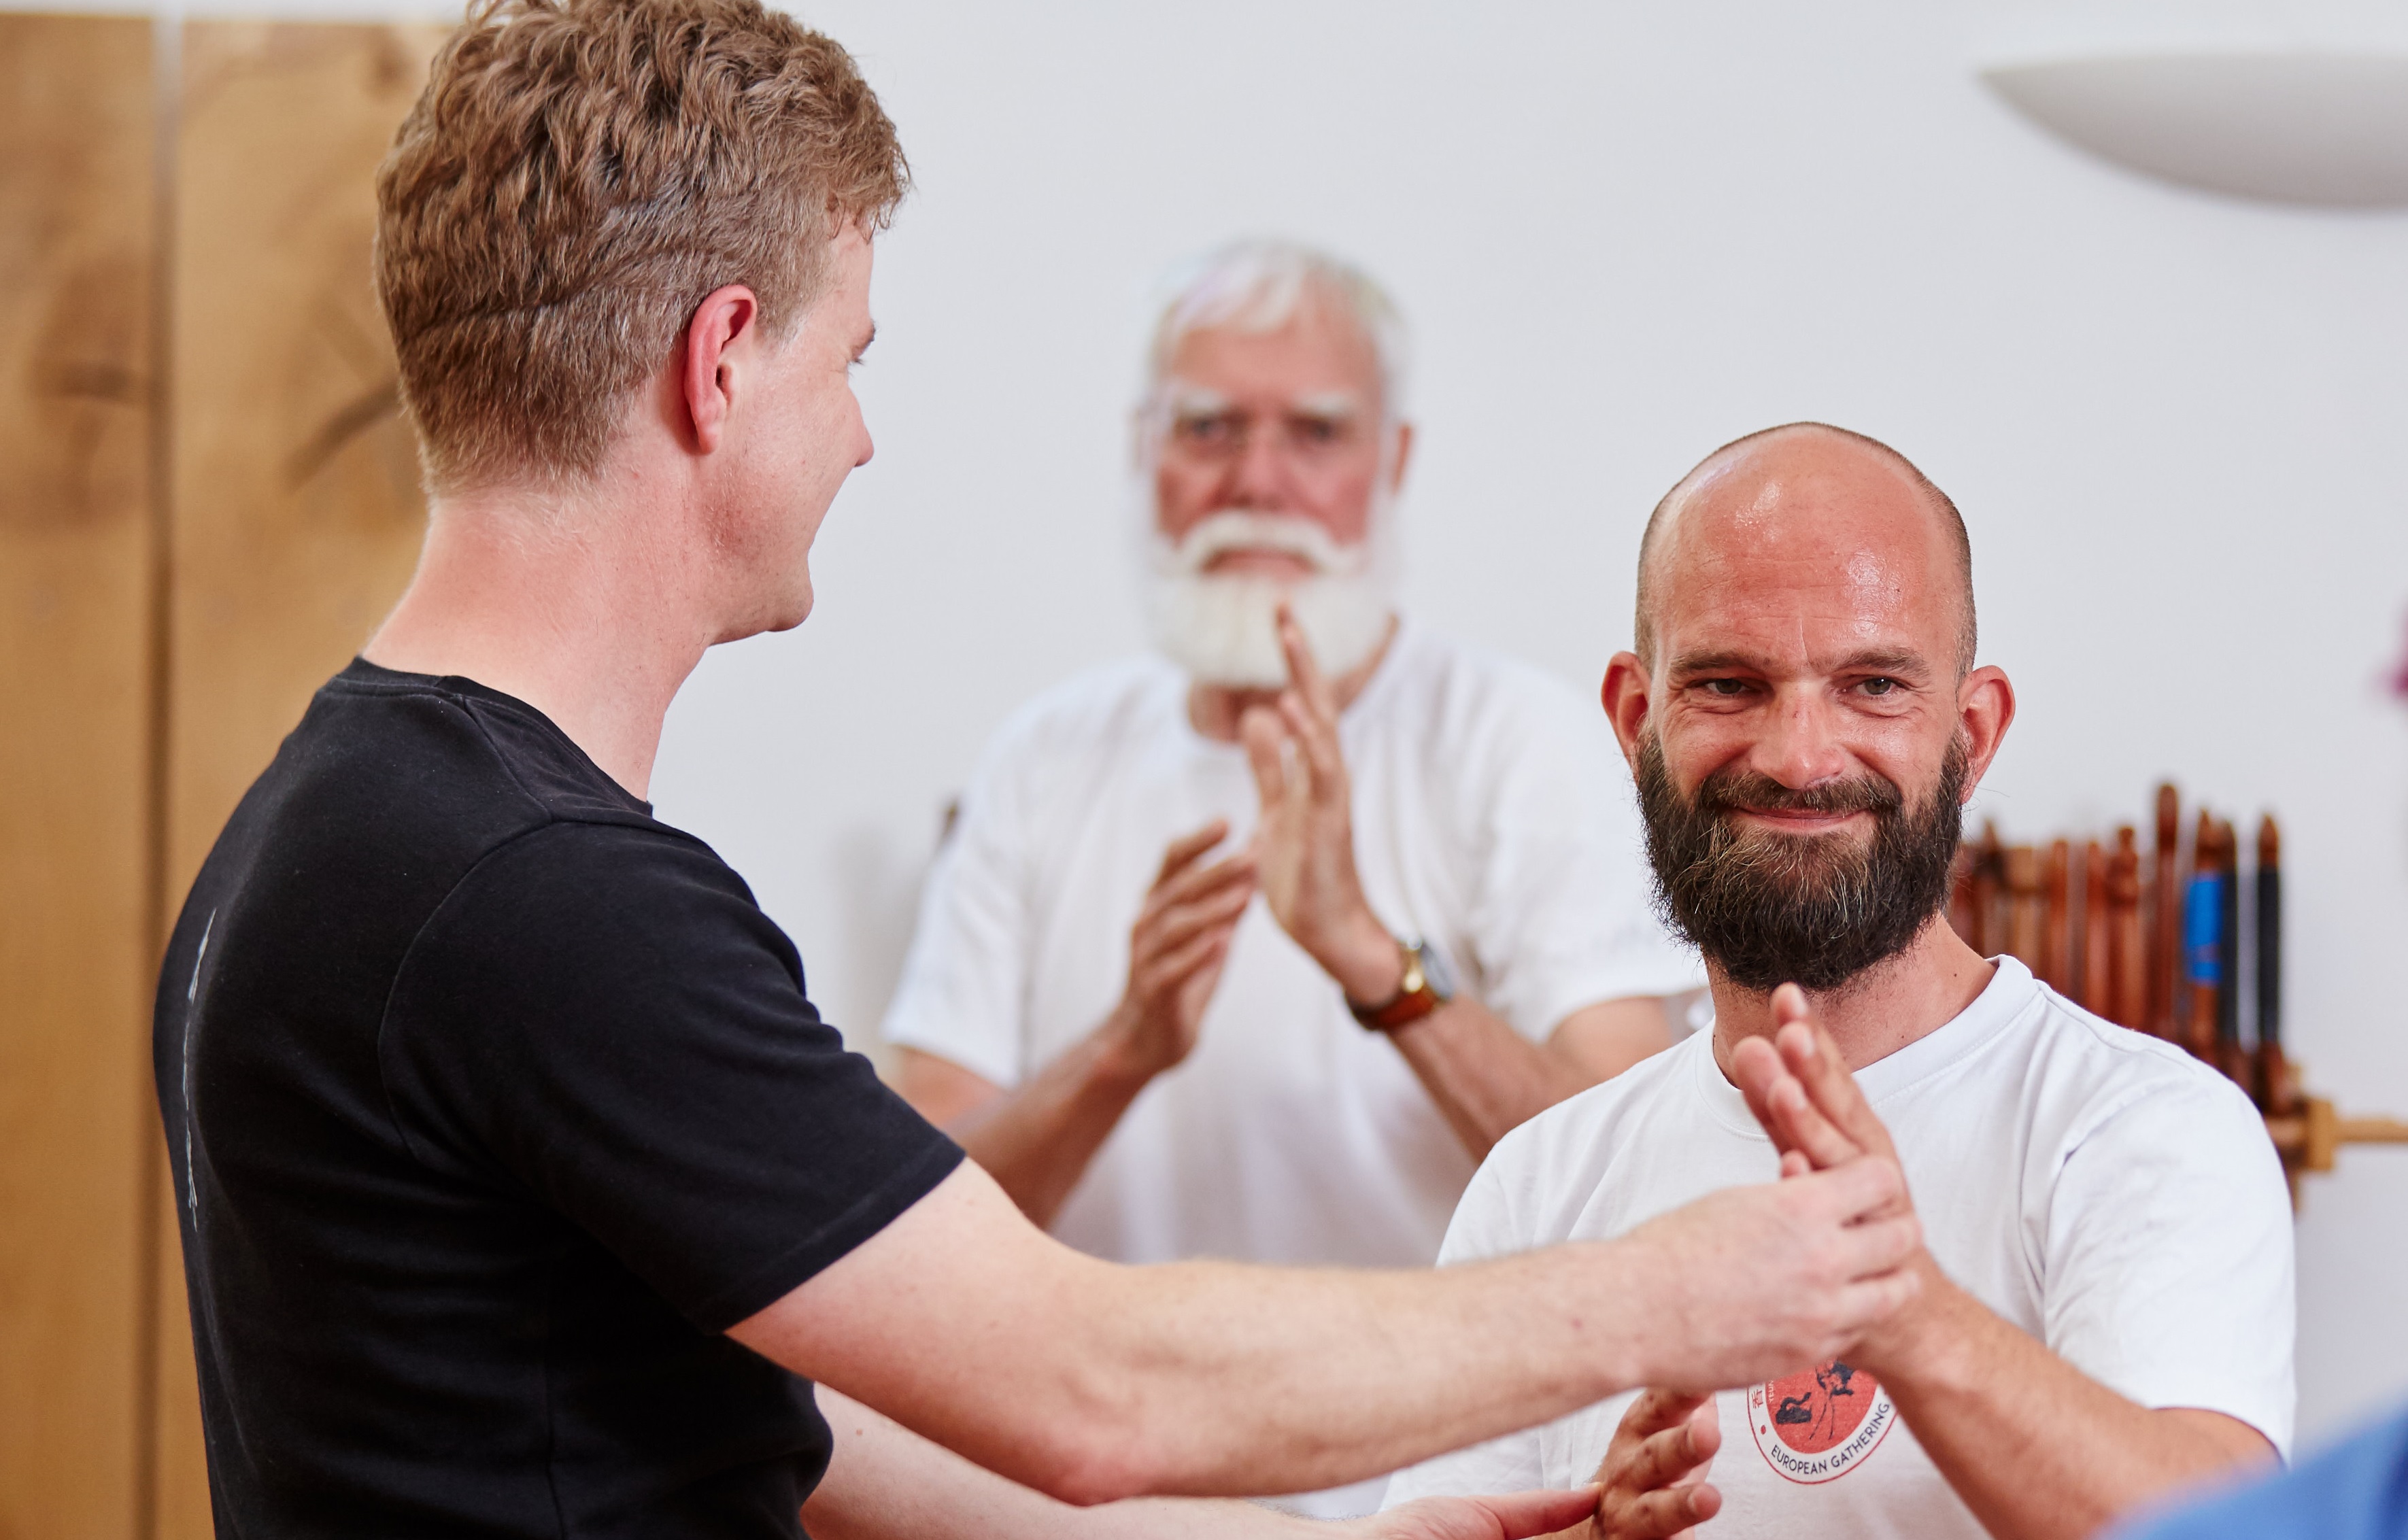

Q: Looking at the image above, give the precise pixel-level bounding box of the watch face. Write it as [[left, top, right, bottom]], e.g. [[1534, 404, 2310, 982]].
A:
[[1411, 940, 1457, 1002]]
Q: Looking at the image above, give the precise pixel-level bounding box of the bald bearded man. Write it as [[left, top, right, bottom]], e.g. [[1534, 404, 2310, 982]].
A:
[[1384, 424, 2293, 1540]]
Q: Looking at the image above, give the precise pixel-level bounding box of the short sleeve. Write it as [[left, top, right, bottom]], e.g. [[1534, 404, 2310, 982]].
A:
[[1462, 683, 1702, 1038], [1381, 1142, 1550, 1506], [381, 821, 964, 1334], [2043, 1070, 2296, 1456], [877, 740, 1037, 1089]]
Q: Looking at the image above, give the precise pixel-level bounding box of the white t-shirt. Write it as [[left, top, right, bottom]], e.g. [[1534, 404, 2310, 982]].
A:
[[1383, 958, 2295, 1537], [885, 619, 1701, 1270]]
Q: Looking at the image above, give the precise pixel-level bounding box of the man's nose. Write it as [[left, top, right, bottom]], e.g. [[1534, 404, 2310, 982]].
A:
[[1750, 686, 1854, 789], [1220, 427, 1291, 510]]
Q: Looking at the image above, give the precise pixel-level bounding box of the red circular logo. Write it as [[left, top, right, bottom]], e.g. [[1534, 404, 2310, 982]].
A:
[[1747, 1360, 1896, 1484]]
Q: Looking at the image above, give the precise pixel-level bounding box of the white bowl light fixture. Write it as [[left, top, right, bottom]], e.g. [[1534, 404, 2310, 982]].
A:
[[1983, 52, 2408, 207]]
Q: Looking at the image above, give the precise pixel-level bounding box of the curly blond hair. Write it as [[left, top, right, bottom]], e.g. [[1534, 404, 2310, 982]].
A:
[[375, 0, 906, 493]]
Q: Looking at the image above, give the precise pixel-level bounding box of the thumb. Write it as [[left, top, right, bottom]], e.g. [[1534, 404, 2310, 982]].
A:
[[1461, 1486, 1604, 1539]]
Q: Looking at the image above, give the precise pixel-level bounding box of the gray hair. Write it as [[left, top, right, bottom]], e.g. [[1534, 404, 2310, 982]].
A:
[[1141, 239, 1411, 420]]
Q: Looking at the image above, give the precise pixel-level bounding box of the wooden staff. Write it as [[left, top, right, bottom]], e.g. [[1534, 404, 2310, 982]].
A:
[[2005, 844, 2044, 971], [1972, 821, 2003, 957], [2041, 839, 2073, 992], [2081, 838, 2113, 1016], [2149, 784, 2182, 1040], [2107, 827, 2148, 1028], [2256, 815, 2297, 1116], [2182, 813, 2223, 1064], [2214, 817, 2252, 1093]]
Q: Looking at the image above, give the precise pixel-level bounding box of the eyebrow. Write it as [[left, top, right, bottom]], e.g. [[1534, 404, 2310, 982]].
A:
[[1668, 647, 1930, 677], [1289, 390, 1361, 418]]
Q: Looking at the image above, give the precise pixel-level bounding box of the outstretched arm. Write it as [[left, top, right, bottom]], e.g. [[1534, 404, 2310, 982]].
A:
[[900, 821, 1255, 1225], [803, 1386, 1604, 1540], [735, 1153, 1920, 1507], [1242, 609, 1673, 1158], [1731, 987, 2277, 1540]]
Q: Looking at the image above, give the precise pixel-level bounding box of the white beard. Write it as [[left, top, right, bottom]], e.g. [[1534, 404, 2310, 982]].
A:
[[1144, 509, 1397, 688]]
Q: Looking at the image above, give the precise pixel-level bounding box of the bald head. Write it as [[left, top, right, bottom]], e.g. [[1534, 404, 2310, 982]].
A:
[[1635, 424, 1975, 676]]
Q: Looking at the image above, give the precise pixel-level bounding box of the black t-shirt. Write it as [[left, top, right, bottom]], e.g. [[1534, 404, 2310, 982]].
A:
[[154, 660, 962, 1538]]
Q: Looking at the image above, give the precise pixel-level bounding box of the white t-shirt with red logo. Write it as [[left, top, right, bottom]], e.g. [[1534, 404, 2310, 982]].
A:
[[1380, 957, 2294, 1537]]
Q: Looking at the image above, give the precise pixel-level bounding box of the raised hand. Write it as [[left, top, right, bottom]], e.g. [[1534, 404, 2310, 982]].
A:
[[1104, 821, 1257, 1078], [1584, 1390, 1722, 1539], [1727, 985, 1938, 1369], [1238, 606, 1401, 1004], [1615, 1153, 1921, 1394], [1338, 1487, 1604, 1540], [1727, 984, 1903, 1184]]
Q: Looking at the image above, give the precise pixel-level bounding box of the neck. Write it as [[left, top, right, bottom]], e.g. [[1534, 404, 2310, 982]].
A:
[[1185, 615, 1398, 741], [361, 477, 718, 800], [1710, 916, 1996, 1079]]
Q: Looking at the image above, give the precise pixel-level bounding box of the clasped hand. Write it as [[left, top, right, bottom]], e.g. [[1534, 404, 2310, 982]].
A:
[[1583, 985, 1935, 1537]]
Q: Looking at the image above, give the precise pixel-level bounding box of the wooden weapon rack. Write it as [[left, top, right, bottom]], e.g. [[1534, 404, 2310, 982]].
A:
[[1950, 784, 2408, 1205]]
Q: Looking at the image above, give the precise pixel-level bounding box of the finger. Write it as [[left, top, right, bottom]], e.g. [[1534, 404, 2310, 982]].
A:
[[1831, 1209, 1923, 1283], [1730, 1036, 1856, 1169], [1140, 884, 1256, 955], [1620, 1405, 1718, 1495], [1616, 1480, 1722, 1539], [1448, 1487, 1605, 1539], [1238, 705, 1294, 809], [1139, 925, 1236, 990], [1779, 1149, 1812, 1179], [1824, 1263, 1926, 1348], [1152, 820, 1230, 885], [1791, 1152, 1907, 1231], [1726, 1036, 1799, 1156], [1145, 848, 1259, 912], [1278, 688, 1348, 792], [1771, 994, 1896, 1163], [1274, 602, 1340, 721], [1762, 1072, 1865, 1172], [1610, 1387, 1710, 1450]]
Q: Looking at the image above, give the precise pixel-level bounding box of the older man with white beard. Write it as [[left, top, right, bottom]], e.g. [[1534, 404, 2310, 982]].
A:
[[881, 241, 1700, 1516]]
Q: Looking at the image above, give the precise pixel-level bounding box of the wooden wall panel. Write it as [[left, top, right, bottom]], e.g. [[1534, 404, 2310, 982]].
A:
[[0, 15, 158, 1540], [152, 22, 443, 1538]]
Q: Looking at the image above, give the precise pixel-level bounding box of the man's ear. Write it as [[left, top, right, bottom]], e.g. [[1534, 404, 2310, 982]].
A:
[[679, 284, 762, 456], [1954, 664, 2016, 800], [1601, 651, 1652, 770], [1386, 420, 1416, 495]]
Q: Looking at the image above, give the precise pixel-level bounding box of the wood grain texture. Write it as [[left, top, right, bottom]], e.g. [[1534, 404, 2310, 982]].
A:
[[0, 14, 158, 1540], [152, 23, 443, 1538]]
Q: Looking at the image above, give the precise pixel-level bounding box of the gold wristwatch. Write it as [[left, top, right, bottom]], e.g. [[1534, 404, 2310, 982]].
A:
[[1349, 937, 1455, 1032]]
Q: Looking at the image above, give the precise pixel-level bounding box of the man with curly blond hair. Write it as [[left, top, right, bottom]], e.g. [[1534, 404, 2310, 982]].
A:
[[154, 3, 1925, 1535]]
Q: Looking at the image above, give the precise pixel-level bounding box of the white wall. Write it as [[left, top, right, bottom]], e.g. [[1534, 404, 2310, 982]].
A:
[[35, 0, 2408, 1452], [654, 0, 2408, 1447]]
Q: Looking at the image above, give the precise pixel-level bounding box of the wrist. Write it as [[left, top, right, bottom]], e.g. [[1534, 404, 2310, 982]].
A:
[[1856, 1252, 1965, 1388], [1093, 1006, 1174, 1089], [1322, 910, 1406, 1004]]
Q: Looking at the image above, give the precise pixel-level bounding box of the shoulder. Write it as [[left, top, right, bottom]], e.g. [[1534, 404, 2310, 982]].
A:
[[2015, 985, 2266, 1136], [971, 654, 1187, 778], [1385, 625, 1601, 736]]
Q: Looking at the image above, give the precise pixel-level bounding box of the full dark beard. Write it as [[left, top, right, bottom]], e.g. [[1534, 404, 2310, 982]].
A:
[[1634, 735, 1968, 993]]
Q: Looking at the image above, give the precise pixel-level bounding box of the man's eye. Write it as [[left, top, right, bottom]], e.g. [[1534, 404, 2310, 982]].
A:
[[1861, 678, 1897, 696], [1701, 679, 1748, 697]]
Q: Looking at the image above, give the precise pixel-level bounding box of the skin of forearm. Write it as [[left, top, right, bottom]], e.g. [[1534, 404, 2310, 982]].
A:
[[1385, 998, 1601, 1157], [804, 1386, 1315, 1540], [940, 1015, 1154, 1226], [777, 1170, 1655, 1505], [1869, 1262, 2275, 1540]]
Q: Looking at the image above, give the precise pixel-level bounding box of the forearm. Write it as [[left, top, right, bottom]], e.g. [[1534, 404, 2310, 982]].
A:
[[804, 1386, 1314, 1540], [1876, 1271, 2275, 1540], [946, 1019, 1153, 1226], [785, 1166, 1657, 1503], [1385, 999, 1596, 1157]]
